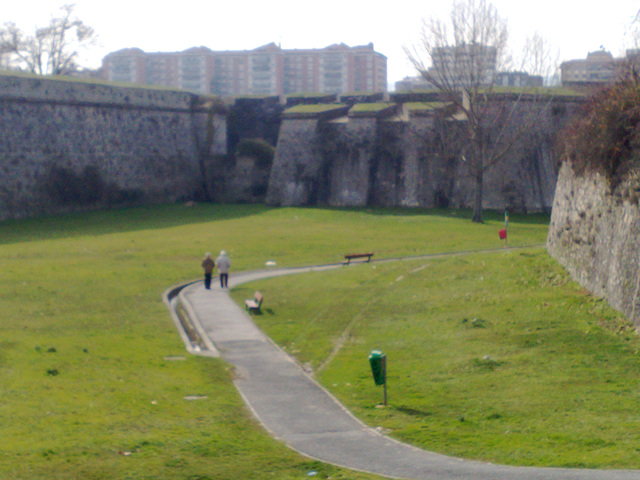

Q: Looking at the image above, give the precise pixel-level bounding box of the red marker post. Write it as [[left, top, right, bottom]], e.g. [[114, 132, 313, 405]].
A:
[[499, 209, 509, 247]]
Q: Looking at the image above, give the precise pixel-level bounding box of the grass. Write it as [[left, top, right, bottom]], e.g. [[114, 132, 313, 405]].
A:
[[348, 103, 395, 112], [0, 203, 400, 480], [398, 86, 585, 98], [487, 86, 587, 97], [404, 102, 450, 112], [232, 249, 640, 469], [284, 103, 349, 114], [2, 202, 629, 477]]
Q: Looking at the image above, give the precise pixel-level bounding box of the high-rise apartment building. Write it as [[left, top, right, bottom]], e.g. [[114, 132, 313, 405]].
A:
[[394, 44, 545, 92], [101, 43, 387, 95], [429, 44, 498, 87]]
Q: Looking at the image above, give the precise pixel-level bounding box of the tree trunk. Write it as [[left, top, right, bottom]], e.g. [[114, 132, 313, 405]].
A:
[[472, 170, 484, 223]]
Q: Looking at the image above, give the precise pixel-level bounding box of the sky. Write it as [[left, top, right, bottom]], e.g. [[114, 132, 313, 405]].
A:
[[3, 0, 640, 88]]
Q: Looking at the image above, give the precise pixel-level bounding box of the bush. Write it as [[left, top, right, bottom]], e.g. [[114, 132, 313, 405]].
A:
[[235, 138, 275, 168], [559, 75, 640, 185]]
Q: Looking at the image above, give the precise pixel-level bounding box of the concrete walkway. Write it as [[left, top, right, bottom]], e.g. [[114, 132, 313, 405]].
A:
[[176, 265, 639, 480]]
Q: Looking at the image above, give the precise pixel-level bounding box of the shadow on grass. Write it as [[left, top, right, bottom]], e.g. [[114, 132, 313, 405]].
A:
[[394, 405, 434, 418], [0, 203, 550, 246], [319, 206, 550, 225], [0, 203, 276, 245]]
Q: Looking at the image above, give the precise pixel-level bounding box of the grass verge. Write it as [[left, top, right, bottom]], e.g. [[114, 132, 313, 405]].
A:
[[2, 202, 606, 475], [1, 203, 411, 480], [232, 249, 640, 469]]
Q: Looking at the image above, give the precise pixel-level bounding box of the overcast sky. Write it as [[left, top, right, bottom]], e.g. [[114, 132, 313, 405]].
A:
[[4, 0, 640, 87]]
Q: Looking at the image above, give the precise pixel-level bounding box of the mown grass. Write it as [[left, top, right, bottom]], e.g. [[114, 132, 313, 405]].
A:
[[3, 202, 614, 477], [232, 248, 640, 469], [3, 203, 424, 480], [284, 104, 349, 114]]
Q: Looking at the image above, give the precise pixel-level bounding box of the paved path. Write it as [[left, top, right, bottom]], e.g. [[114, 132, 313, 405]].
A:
[[176, 264, 639, 480]]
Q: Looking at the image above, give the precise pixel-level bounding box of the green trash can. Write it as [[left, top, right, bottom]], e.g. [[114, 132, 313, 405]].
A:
[[368, 350, 386, 386]]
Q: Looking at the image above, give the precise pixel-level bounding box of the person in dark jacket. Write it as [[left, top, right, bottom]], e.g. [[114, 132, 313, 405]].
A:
[[201, 252, 215, 290]]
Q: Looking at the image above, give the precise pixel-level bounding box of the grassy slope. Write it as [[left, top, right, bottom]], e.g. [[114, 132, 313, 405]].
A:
[[0, 204, 390, 480], [235, 249, 640, 468], [3, 203, 630, 476], [234, 250, 640, 469]]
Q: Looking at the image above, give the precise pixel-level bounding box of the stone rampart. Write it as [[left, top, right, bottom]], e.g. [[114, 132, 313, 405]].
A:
[[264, 96, 578, 212], [547, 161, 640, 327], [266, 105, 350, 206], [0, 74, 226, 220], [0, 75, 581, 222]]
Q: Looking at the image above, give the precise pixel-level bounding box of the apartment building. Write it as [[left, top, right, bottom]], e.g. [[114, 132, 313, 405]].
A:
[[101, 43, 387, 95], [394, 42, 541, 92], [394, 70, 542, 92], [495, 71, 543, 87], [429, 43, 498, 87], [560, 50, 616, 86], [559, 49, 640, 86]]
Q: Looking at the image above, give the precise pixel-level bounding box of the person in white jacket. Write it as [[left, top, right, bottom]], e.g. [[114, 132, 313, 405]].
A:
[[215, 250, 231, 288]]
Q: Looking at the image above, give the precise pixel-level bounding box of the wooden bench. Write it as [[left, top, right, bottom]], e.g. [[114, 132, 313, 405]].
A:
[[344, 252, 374, 264], [245, 291, 264, 313]]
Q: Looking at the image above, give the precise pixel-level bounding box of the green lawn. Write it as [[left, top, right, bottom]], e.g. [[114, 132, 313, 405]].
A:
[[234, 249, 640, 468], [0, 204, 399, 480], [2, 203, 633, 477]]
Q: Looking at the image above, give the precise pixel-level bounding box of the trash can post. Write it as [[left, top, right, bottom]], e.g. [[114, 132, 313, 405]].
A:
[[381, 354, 387, 406]]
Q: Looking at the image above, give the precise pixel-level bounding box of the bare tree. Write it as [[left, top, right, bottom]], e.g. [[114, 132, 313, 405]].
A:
[[405, 0, 555, 222], [518, 32, 558, 84], [0, 4, 96, 75]]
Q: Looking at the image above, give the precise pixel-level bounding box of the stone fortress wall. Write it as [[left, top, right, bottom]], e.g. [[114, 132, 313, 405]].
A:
[[0, 73, 226, 221], [1, 72, 581, 223], [547, 161, 640, 328], [262, 93, 580, 213]]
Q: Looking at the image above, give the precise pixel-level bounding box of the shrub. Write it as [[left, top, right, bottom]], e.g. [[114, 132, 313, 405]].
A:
[[235, 138, 275, 168], [559, 75, 640, 185]]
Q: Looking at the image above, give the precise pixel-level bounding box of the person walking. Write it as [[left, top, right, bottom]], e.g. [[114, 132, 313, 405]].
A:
[[201, 252, 215, 290], [215, 250, 231, 288]]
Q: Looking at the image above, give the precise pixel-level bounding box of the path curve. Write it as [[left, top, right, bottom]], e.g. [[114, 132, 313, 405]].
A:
[[168, 254, 640, 480]]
